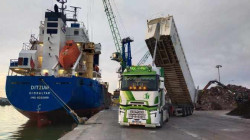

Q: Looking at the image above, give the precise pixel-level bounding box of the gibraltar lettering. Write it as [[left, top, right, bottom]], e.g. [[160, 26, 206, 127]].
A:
[[29, 85, 51, 100]]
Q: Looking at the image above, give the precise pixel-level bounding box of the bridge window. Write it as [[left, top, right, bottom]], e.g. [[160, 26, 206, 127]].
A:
[[18, 57, 23, 65], [18, 57, 29, 65], [48, 17, 58, 21], [47, 23, 58, 27], [47, 29, 58, 34], [74, 30, 79, 35], [23, 58, 28, 66]]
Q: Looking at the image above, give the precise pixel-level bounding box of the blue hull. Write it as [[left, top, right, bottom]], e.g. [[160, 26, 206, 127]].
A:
[[6, 76, 105, 122]]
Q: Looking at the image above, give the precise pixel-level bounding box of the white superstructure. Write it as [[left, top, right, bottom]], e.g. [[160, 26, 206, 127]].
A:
[[8, 4, 101, 79]]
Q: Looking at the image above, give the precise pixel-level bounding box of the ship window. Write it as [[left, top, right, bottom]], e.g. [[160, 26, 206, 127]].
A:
[[47, 29, 58, 34], [48, 17, 58, 21], [74, 30, 79, 35], [23, 58, 28, 66], [47, 23, 58, 27], [18, 57, 23, 65]]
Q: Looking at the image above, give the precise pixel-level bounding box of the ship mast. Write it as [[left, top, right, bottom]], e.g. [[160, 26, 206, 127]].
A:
[[57, 0, 67, 15], [70, 6, 81, 22]]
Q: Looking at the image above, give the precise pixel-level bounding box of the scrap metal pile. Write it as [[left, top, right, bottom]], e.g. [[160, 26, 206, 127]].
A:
[[228, 101, 250, 119], [196, 84, 250, 111]]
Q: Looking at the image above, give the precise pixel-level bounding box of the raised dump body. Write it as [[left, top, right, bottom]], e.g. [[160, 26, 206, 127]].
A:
[[145, 16, 196, 115]]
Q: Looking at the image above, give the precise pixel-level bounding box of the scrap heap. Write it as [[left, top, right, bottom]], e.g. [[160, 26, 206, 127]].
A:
[[226, 85, 250, 118], [196, 85, 237, 110], [228, 101, 250, 119], [197, 84, 250, 118]]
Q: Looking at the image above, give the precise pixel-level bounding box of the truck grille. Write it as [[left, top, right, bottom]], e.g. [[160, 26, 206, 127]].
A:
[[129, 101, 144, 105], [128, 109, 146, 119]]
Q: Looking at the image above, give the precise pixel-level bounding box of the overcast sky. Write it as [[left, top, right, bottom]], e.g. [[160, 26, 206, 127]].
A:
[[0, 0, 250, 97]]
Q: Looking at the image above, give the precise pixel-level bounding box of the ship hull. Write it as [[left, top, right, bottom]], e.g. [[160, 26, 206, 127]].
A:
[[6, 76, 105, 123]]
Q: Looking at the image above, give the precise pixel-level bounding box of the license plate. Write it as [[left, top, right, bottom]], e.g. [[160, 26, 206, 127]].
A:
[[132, 120, 141, 124]]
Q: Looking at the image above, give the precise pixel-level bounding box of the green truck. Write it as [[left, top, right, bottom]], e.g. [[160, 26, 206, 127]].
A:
[[118, 66, 169, 127]]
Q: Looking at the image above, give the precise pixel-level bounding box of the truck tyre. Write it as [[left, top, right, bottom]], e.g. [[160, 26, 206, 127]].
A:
[[187, 108, 191, 116], [165, 111, 169, 122], [191, 108, 194, 115], [182, 108, 186, 117], [158, 112, 163, 128], [186, 108, 189, 116], [189, 107, 193, 115]]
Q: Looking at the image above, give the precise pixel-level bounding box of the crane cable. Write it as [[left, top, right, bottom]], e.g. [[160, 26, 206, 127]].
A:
[[87, 0, 94, 41], [111, 0, 128, 37]]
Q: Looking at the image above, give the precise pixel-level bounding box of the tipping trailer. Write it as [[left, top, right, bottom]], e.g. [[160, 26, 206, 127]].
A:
[[145, 16, 196, 116]]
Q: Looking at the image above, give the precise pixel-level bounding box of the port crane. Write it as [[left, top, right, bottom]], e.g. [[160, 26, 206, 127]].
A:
[[102, 0, 134, 72], [137, 51, 151, 66], [102, 0, 152, 71]]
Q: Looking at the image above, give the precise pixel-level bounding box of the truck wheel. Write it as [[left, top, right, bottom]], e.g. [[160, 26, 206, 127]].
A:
[[165, 111, 169, 122], [182, 108, 186, 117], [191, 108, 194, 115], [187, 108, 191, 116], [158, 112, 164, 128], [185, 108, 189, 116], [189, 108, 192, 115]]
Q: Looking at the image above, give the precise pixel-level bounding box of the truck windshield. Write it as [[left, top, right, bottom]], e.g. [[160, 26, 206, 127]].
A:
[[121, 75, 158, 91]]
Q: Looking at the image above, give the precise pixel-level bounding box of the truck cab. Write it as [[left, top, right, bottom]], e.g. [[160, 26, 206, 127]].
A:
[[118, 66, 169, 127]]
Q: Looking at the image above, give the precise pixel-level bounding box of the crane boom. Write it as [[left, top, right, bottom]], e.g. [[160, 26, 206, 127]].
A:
[[102, 0, 122, 53]]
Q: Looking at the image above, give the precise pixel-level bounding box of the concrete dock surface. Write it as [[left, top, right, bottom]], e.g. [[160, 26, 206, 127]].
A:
[[60, 107, 250, 140]]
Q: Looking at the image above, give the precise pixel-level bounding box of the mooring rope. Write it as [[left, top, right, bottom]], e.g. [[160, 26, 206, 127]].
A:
[[40, 79, 84, 124]]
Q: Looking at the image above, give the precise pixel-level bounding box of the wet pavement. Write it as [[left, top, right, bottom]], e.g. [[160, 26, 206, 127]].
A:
[[60, 107, 250, 140]]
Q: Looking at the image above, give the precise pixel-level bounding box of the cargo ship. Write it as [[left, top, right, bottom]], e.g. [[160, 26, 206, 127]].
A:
[[6, 1, 110, 124]]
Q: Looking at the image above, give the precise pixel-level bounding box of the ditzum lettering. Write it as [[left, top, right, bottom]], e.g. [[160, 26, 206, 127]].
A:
[[31, 85, 50, 90]]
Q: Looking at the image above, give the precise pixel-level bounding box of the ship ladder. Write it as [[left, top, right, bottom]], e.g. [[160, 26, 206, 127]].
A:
[[40, 79, 85, 124]]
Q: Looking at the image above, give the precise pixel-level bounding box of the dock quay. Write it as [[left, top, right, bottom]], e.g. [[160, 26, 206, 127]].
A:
[[60, 107, 250, 140]]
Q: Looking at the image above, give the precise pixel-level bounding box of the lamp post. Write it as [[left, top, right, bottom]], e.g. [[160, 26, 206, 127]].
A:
[[216, 65, 222, 82]]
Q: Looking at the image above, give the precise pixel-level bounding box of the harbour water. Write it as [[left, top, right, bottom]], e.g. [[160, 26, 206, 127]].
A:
[[0, 106, 75, 140]]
